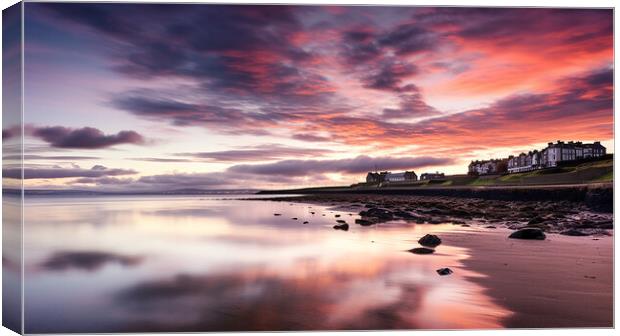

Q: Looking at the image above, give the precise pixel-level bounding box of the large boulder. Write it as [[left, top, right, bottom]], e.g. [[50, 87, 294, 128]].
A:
[[418, 234, 442, 247], [508, 228, 546, 240]]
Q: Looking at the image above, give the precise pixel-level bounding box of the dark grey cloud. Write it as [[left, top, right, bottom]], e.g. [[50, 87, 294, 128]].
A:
[[73, 177, 135, 185], [30, 126, 144, 149], [415, 8, 612, 47], [381, 86, 439, 119], [34, 3, 338, 137], [40, 251, 142, 272], [362, 60, 418, 91], [377, 23, 436, 56], [4, 165, 137, 179], [39, 3, 328, 99], [176, 144, 333, 162], [228, 155, 454, 176], [128, 171, 331, 191], [340, 26, 439, 122], [2, 154, 101, 161], [341, 28, 382, 65], [111, 95, 259, 128], [340, 22, 439, 67]]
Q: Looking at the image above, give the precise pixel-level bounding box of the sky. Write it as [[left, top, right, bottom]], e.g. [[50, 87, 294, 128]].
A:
[[2, 4, 614, 191]]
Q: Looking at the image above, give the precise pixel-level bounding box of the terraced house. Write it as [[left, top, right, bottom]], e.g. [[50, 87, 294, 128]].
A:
[[506, 141, 606, 173], [468, 159, 507, 175]]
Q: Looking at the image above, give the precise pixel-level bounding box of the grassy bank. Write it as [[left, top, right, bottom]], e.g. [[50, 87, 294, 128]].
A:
[[259, 157, 613, 208], [369, 156, 613, 188]]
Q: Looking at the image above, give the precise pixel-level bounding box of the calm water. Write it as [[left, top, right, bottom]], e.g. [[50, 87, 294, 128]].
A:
[[21, 195, 509, 333]]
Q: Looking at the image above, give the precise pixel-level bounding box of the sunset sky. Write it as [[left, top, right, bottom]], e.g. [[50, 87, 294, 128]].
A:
[[3, 4, 614, 191]]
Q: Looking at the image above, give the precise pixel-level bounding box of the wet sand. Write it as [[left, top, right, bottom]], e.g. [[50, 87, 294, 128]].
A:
[[443, 228, 613, 328], [258, 194, 614, 329], [256, 194, 613, 234]]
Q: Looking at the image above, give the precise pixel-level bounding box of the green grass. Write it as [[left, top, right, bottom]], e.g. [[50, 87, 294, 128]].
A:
[[467, 178, 499, 186], [591, 170, 613, 182], [460, 158, 612, 186]]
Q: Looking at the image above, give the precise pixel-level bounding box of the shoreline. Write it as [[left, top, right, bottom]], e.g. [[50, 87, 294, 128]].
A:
[[254, 193, 613, 235], [258, 183, 612, 212], [257, 194, 614, 328], [442, 228, 613, 328]]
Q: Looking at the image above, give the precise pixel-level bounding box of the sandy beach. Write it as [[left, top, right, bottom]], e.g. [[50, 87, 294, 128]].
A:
[[443, 228, 613, 328], [258, 193, 614, 328]]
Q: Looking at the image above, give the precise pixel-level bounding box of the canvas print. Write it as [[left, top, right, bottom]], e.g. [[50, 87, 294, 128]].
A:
[[2, 2, 614, 333]]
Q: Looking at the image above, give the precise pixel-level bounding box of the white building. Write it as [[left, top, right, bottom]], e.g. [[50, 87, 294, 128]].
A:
[[384, 171, 417, 182], [507, 141, 606, 173], [468, 159, 507, 175], [507, 150, 541, 173]]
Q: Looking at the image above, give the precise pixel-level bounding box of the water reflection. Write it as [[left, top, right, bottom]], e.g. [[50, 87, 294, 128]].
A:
[[24, 195, 510, 333], [40, 251, 142, 272]]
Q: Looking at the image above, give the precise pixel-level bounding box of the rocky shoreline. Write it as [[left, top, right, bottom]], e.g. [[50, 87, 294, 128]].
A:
[[255, 193, 613, 236]]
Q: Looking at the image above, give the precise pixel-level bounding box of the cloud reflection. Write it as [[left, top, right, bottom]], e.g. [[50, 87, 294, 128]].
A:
[[114, 256, 507, 332], [40, 251, 142, 272]]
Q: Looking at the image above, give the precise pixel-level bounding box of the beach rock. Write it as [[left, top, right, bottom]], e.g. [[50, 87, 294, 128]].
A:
[[560, 229, 589, 236], [355, 219, 374, 226], [418, 234, 442, 247], [274, 214, 282, 216], [335, 214, 341, 218], [485, 225, 497, 229], [291, 217, 298, 220], [508, 228, 546, 240], [408, 247, 435, 255], [302, 221, 309, 224], [461, 224, 471, 227], [336, 219, 347, 224], [359, 208, 393, 220], [585, 187, 613, 213], [436, 268, 453, 276], [528, 216, 544, 225], [333, 223, 349, 231], [394, 211, 417, 220], [310, 212, 315, 215]]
